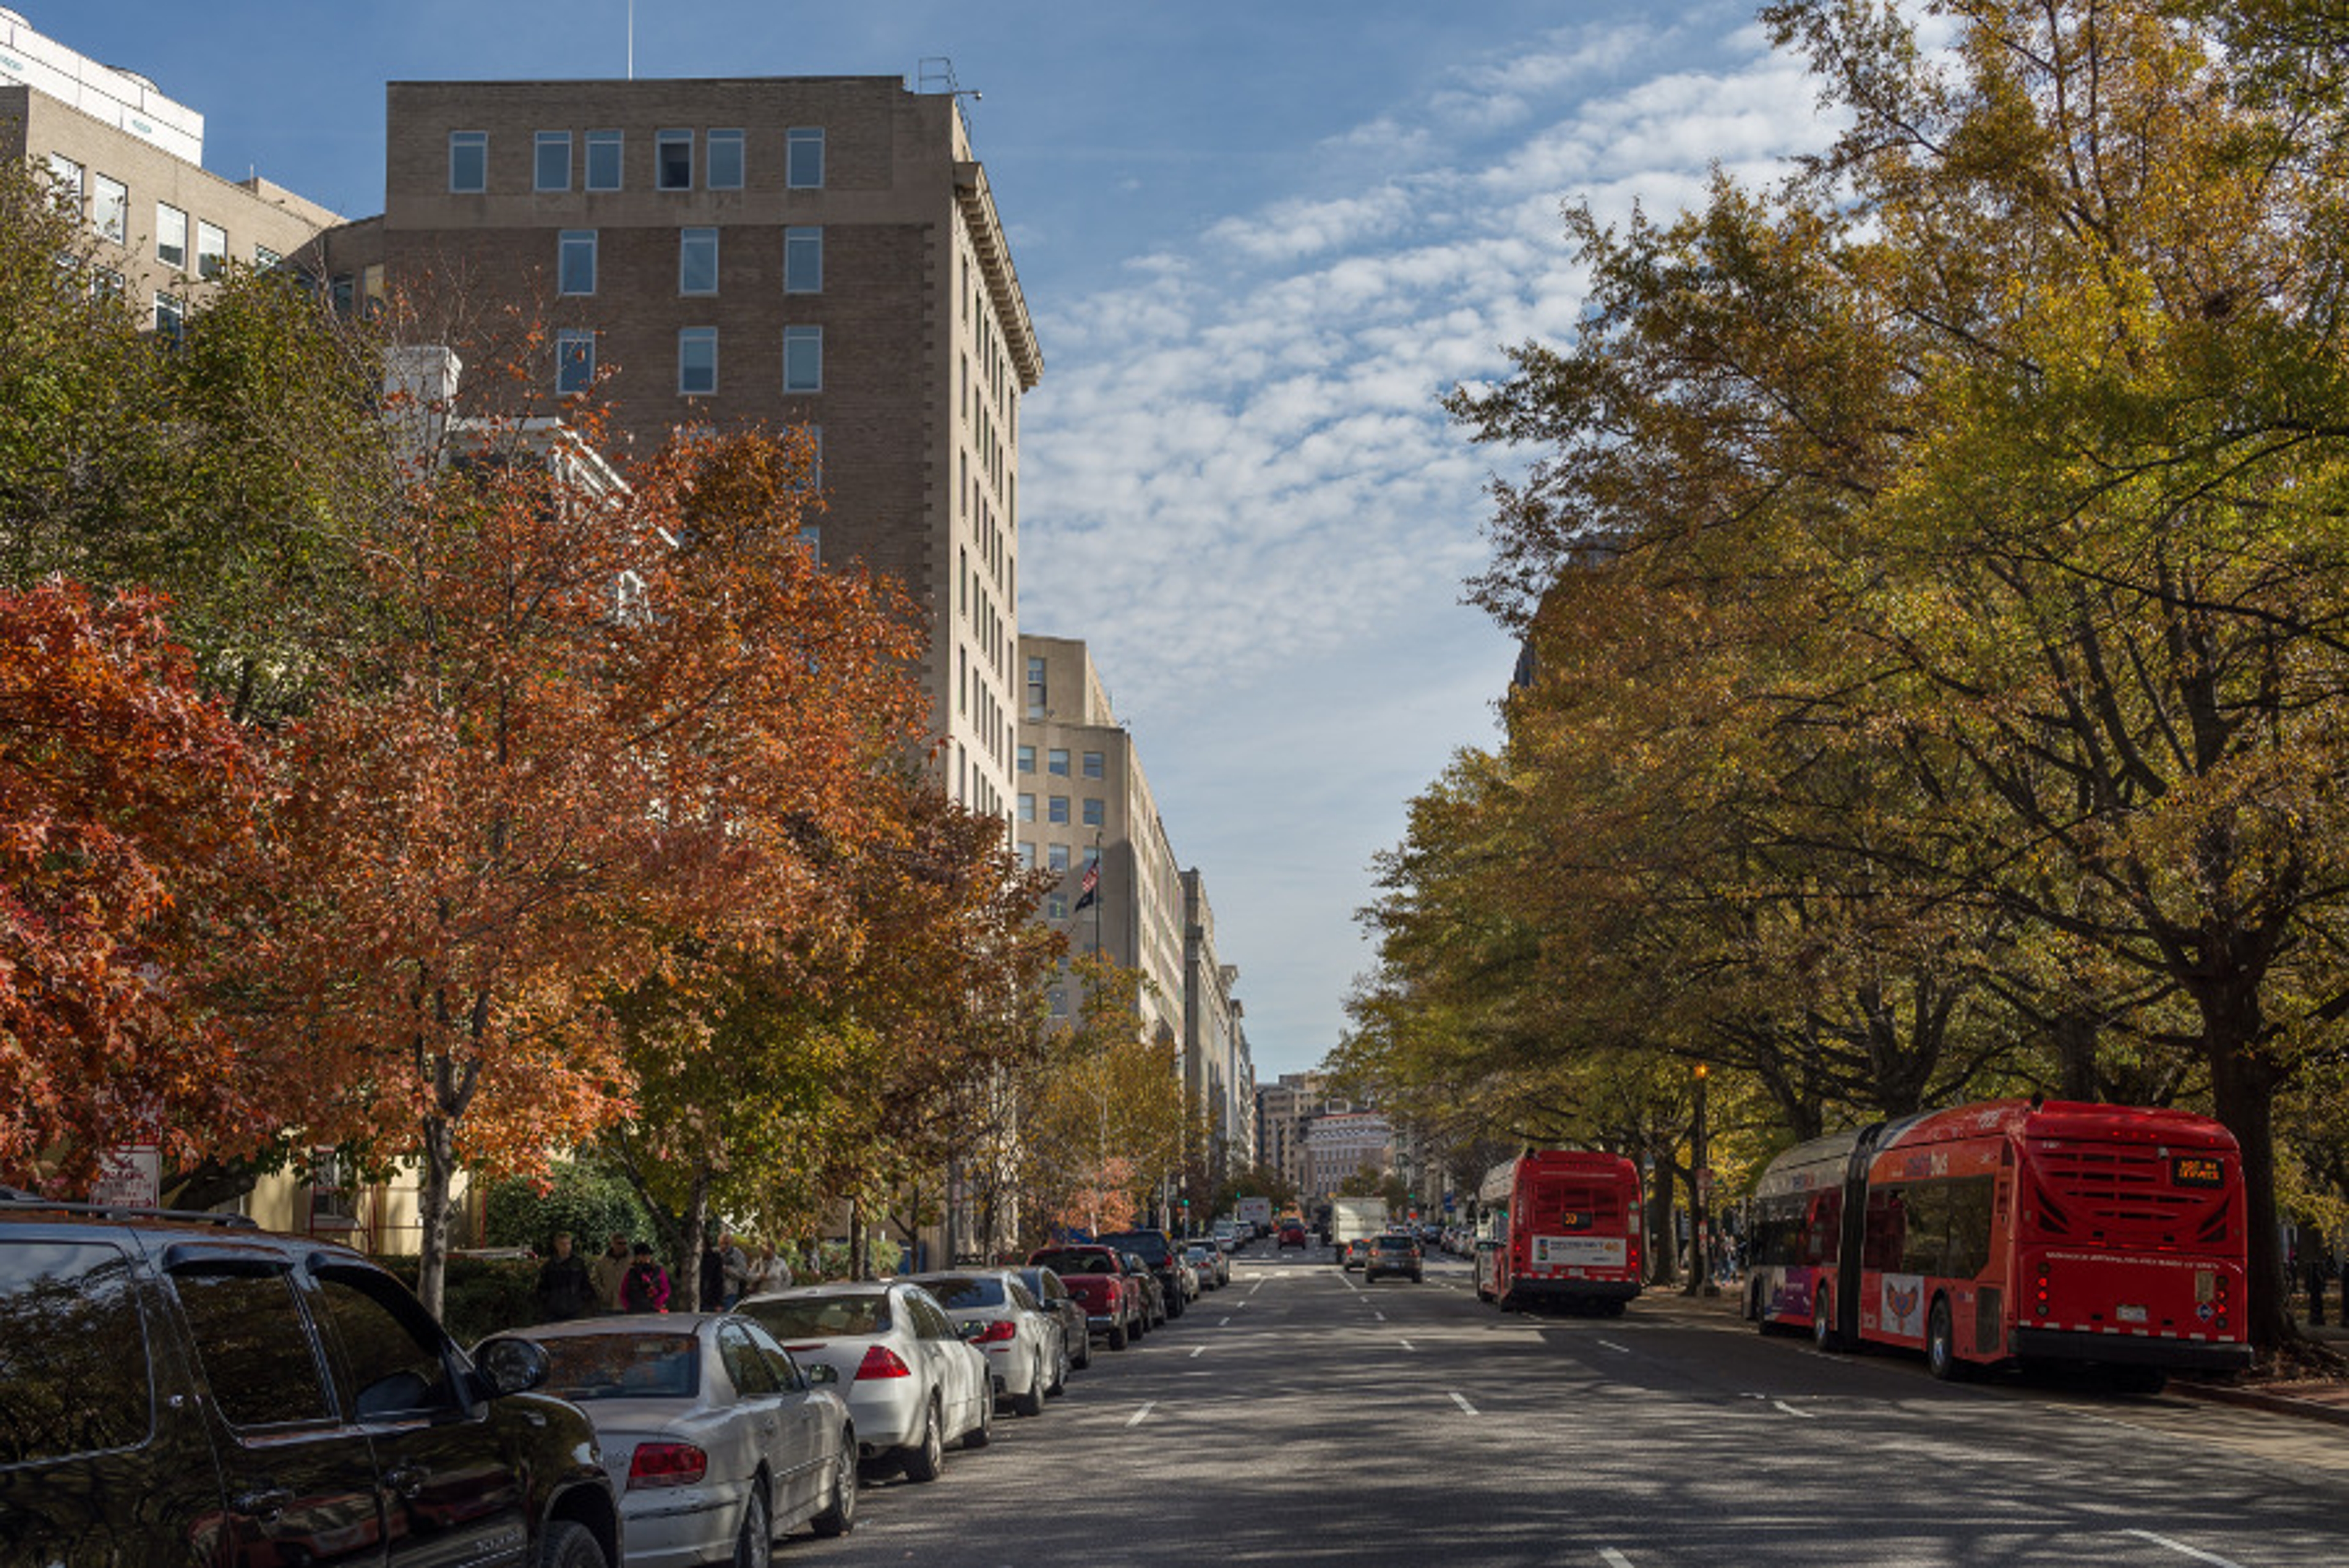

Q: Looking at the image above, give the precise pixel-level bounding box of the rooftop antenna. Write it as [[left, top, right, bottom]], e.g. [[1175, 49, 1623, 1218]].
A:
[[626, 0, 635, 80], [918, 56, 981, 105]]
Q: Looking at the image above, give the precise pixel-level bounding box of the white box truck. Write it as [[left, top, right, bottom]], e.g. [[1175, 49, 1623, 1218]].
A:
[[1331, 1196, 1389, 1259], [1237, 1196, 1272, 1238]]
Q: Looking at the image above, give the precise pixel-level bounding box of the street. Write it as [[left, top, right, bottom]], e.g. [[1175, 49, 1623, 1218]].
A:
[[803, 1243, 2349, 1566]]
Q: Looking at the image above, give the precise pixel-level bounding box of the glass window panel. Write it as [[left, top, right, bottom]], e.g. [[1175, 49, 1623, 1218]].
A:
[[782, 324, 822, 392], [1016, 745, 1034, 774], [313, 1271, 459, 1419], [1047, 796, 1069, 824], [448, 130, 487, 193], [153, 293, 185, 340], [1048, 844, 1070, 871], [91, 174, 126, 243], [196, 221, 226, 280], [786, 127, 824, 188], [171, 1267, 331, 1428], [585, 129, 623, 191], [1082, 799, 1104, 826], [1082, 752, 1105, 779], [679, 227, 718, 295], [1047, 749, 1069, 775], [557, 330, 595, 396], [656, 129, 692, 190], [559, 230, 596, 295], [535, 130, 571, 191], [784, 226, 822, 292], [0, 1241, 154, 1465], [43, 152, 82, 216], [707, 128, 744, 189], [155, 204, 187, 268], [678, 327, 717, 396]]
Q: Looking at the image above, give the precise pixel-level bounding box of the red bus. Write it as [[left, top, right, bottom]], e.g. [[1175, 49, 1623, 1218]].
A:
[[1475, 1150, 1643, 1315], [1745, 1098, 2252, 1387]]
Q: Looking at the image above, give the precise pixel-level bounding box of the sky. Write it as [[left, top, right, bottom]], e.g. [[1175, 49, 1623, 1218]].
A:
[[36, 1, 1839, 1080]]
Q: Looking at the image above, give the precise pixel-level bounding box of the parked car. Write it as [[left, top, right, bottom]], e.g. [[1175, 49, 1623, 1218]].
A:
[[1026, 1244, 1146, 1350], [0, 1186, 622, 1568], [483, 1312, 856, 1562], [907, 1270, 1066, 1416], [1123, 1250, 1170, 1326], [1097, 1227, 1188, 1318], [1365, 1234, 1424, 1283], [737, 1281, 992, 1482], [1014, 1265, 1094, 1372], [1341, 1237, 1375, 1271], [1186, 1239, 1230, 1287], [1278, 1220, 1308, 1249]]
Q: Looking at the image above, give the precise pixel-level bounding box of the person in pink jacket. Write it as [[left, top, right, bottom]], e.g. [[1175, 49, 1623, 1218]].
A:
[[620, 1241, 671, 1312]]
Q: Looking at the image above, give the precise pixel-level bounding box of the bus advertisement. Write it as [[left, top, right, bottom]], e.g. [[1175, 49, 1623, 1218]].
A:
[[1475, 1149, 1643, 1316], [1745, 1098, 2252, 1388]]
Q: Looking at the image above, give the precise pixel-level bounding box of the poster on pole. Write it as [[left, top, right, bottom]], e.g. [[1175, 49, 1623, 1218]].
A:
[[91, 1145, 161, 1208]]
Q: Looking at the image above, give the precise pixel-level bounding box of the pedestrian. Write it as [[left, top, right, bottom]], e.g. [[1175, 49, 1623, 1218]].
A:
[[718, 1231, 751, 1307], [620, 1242, 670, 1313], [745, 1240, 792, 1296], [534, 1231, 595, 1322], [590, 1232, 632, 1314], [698, 1237, 726, 1312]]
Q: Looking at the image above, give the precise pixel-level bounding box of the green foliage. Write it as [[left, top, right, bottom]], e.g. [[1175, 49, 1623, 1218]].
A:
[[481, 1156, 653, 1252]]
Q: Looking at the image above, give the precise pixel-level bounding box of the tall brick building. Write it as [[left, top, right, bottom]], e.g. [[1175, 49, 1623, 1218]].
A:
[[317, 75, 1039, 818]]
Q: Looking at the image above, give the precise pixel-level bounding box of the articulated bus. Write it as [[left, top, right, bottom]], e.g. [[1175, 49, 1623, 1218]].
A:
[[1475, 1150, 1643, 1315], [1745, 1098, 2252, 1388]]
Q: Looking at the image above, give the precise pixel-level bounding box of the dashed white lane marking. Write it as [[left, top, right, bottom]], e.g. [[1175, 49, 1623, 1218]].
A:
[[1219, 1317, 1231, 1327], [1188, 1345, 1204, 1359], [2124, 1530, 2243, 1567], [1126, 1401, 1156, 1427], [1399, 1338, 1416, 1352], [1772, 1400, 1814, 1419], [1373, 1311, 1387, 1322], [1596, 1339, 1630, 1353], [1449, 1391, 1479, 1416], [1599, 1551, 1635, 1568]]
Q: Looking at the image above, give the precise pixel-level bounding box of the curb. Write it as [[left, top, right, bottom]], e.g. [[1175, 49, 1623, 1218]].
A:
[[2169, 1378, 2349, 1428]]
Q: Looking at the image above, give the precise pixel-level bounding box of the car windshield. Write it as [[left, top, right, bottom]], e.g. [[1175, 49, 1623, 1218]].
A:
[[535, 1333, 699, 1402], [738, 1293, 892, 1339], [919, 1276, 1006, 1309], [1032, 1250, 1114, 1276]]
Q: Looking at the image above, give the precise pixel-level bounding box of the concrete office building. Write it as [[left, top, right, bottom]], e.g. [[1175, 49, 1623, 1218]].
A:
[[1305, 1109, 1396, 1203], [1, 9, 340, 330], [315, 73, 1037, 818], [1181, 870, 1252, 1171], [1017, 635, 1185, 1051]]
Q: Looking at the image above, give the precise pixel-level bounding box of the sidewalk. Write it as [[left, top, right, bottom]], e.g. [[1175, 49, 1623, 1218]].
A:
[[1634, 1279, 2349, 1426]]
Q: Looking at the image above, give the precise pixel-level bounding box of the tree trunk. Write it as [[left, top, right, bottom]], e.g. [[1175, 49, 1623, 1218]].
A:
[[678, 1172, 711, 1312], [415, 1114, 458, 1322], [848, 1196, 869, 1281], [2210, 1040, 2290, 1352], [1646, 1157, 1679, 1287]]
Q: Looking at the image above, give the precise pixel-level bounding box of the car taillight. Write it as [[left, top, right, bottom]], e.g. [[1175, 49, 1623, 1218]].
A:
[[628, 1443, 708, 1488], [856, 1344, 913, 1380], [971, 1319, 1017, 1344]]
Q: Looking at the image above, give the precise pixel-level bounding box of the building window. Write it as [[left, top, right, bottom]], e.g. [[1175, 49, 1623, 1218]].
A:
[[1017, 745, 1034, 774], [92, 267, 124, 300], [153, 292, 185, 342], [196, 222, 226, 280], [707, 128, 744, 189], [156, 204, 187, 269], [782, 325, 822, 392], [44, 152, 83, 216], [330, 275, 354, 316], [1048, 844, 1071, 871], [799, 523, 820, 561], [785, 226, 822, 292], [1047, 893, 1069, 920], [1083, 798, 1105, 827], [253, 245, 281, 270], [1049, 988, 1068, 1018], [535, 131, 571, 191], [1048, 796, 1069, 824], [677, 227, 718, 295], [1083, 844, 1101, 868], [1017, 841, 1036, 870], [585, 129, 623, 190], [448, 130, 488, 192], [656, 129, 692, 190], [557, 329, 595, 396], [787, 127, 825, 188], [558, 230, 596, 295], [1083, 751, 1105, 780], [91, 174, 126, 243], [1026, 656, 1046, 719], [678, 328, 717, 396], [1047, 748, 1069, 776], [1019, 794, 1036, 823]]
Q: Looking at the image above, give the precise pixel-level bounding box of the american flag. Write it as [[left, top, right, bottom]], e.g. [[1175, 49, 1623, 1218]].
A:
[[1074, 860, 1100, 912]]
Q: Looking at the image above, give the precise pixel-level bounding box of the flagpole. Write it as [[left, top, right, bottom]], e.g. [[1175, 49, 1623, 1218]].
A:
[[1091, 833, 1102, 957]]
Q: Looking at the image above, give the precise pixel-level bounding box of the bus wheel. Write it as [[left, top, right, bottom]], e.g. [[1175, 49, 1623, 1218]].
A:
[[1813, 1287, 1839, 1351], [1926, 1296, 1965, 1381]]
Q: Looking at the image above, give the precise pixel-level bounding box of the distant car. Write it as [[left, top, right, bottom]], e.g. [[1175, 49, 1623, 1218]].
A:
[[1026, 1244, 1148, 1350], [906, 1270, 1066, 1416], [1015, 1265, 1094, 1374], [1341, 1237, 1375, 1271], [1184, 1241, 1227, 1288], [1278, 1221, 1308, 1249], [1096, 1227, 1188, 1318], [737, 1282, 992, 1482], [1365, 1234, 1423, 1283], [485, 1312, 858, 1562]]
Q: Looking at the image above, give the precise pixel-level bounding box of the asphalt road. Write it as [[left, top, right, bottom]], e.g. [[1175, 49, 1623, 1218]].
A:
[[788, 1243, 2349, 1566]]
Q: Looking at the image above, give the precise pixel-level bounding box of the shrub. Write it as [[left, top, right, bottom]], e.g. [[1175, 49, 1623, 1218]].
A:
[[481, 1156, 652, 1255]]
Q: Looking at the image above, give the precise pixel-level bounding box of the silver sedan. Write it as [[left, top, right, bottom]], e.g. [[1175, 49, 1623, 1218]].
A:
[[738, 1281, 992, 1482], [489, 1312, 856, 1568], [905, 1270, 1067, 1416]]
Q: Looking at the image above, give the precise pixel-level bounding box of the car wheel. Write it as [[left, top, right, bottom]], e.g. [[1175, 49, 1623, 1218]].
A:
[[900, 1397, 944, 1482], [534, 1521, 607, 1568], [810, 1432, 857, 1538], [1073, 1328, 1093, 1369], [730, 1480, 771, 1568], [962, 1382, 994, 1449], [1013, 1353, 1045, 1416], [1927, 1296, 1965, 1381], [1048, 1339, 1072, 1394]]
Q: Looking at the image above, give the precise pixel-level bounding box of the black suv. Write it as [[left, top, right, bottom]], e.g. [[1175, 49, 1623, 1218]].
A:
[[1094, 1228, 1186, 1320], [0, 1187, 620, 1566]]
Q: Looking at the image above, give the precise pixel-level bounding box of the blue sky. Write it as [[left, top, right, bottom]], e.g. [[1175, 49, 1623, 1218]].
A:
[[44, 2, 1836, 1080]]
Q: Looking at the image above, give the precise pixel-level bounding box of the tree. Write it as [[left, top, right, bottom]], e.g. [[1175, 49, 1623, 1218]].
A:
[[0, 581, 267, 1188]]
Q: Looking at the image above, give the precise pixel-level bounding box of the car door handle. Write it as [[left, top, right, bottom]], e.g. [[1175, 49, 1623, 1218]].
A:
[[384, 1463, 428, 1498], [233, 1487, 295, 1521]]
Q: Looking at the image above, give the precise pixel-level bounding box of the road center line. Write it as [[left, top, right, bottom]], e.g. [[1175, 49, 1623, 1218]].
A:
[[2124, 1529, 2243, 1567], [1449, 1390, 1478, 1416], [1126, 1401, 1156, 1428], [1599, 1551, 1636, 1568], [1596, 1339, 1630, 1353], [1772, 1400, 1815, 1419], [1398, 1338, 1416, 1352]]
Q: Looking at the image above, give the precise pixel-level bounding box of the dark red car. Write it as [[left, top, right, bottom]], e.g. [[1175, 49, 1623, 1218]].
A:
[[1278, 1221, 1308, 1249], [1026, 1244, 1148, 1350]]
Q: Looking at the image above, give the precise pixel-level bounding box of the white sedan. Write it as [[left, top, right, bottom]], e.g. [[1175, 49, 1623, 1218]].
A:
[[738, 1281, 992, 1482], [905, 1269, 1067, 1416], [489, 1312, 857, 1568]]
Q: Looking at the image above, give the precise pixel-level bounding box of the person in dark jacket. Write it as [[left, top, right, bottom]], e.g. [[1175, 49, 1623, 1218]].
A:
[[620, 1242, 671, 1313], [535, 1231, 595, 1321]]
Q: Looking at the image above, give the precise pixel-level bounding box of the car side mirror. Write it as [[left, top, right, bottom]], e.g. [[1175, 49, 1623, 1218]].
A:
[[474, 1335, 551, 1399]]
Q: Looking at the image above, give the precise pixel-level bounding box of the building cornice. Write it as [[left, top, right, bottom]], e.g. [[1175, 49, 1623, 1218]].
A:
[[954, 159, 1043, 391]]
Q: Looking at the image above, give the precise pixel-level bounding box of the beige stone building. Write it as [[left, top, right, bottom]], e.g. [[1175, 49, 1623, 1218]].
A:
[[305, 73, 1036, 819], [1, 9, 340, 331]]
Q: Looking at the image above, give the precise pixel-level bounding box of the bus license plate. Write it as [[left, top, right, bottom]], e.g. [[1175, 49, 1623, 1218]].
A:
[[2116, 1304, 2148, 1324]]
